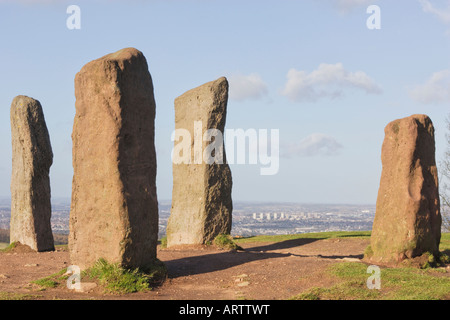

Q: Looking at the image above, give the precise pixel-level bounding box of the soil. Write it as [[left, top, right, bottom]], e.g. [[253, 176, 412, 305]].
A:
[[0, 237, 375, 300]]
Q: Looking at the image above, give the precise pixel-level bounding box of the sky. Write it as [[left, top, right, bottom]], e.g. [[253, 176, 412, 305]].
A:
[[0, 0, 449, 205]]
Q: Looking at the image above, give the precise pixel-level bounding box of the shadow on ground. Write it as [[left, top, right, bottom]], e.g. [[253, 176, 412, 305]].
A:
[[163, 237, 364, 278]]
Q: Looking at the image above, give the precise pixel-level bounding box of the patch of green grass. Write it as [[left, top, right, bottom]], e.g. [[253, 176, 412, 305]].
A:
[[214, 234, 243, 251], [363, 245, 374, 259], [381, 267, 450, 300], [234, 231, 371, 244], [32, 278, 59, 289], [0, 292, 41, 300], [440, 233, 450, 251], [159, 236, 167, 249], [55, 244, 68, 251], [292, 281, 381, 300], [1, 241, 18, 253], [292, 261, 450, 300], [292, 287, 322, 300], [84, 258, 166, 294], [31, 268, 68, 290]]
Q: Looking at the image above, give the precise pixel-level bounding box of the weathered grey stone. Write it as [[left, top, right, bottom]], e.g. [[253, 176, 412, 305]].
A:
[[166, 77, 233, 247], [10, 95, 54, 252], [367, 114, 441, 265], [69, 47, 158, 270]]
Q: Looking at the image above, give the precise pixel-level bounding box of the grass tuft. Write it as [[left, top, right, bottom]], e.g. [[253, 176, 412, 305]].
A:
[[31, 268, 68, 290], [84, 258, 166, 294], [363, 245, 373, 259], [159, 236, 167, 249], [1, 241, 18, 253], [214, 234, 244, 251]]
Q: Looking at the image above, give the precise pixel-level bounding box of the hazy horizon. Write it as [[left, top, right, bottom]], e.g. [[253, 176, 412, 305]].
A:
[[0, 196, 376, 206]]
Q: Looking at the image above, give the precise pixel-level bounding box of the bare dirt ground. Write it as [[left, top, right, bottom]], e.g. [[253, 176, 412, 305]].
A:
[[0, 237, 372, 300]]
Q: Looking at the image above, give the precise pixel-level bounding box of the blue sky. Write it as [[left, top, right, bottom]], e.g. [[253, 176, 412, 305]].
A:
[[0, 0, 449, 204]]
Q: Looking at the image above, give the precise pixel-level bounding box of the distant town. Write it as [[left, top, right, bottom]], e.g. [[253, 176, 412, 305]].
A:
[[0, 197, 376, 239]]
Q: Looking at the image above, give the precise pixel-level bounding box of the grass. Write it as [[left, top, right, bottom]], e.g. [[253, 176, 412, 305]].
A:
[[159, 236, 167, 249], [0, 292, 41, 300], [234, 231, 371, 244], [84, 258, 167, 294], [55, 244, 68, 251], [292, 261, 450, 300], [1, 241, 18, 252], [0, 243, 8, 250], [28, 258, 167, 295], [214, 234, 244, 250], [31, 268, 68, 290], [440, 233, 450, 252]]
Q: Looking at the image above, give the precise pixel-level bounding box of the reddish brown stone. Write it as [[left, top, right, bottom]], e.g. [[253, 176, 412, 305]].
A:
[[69, 48, 158, 270], [368, 114, 441, 265], [10, 95, 54, 252], [166, 77, 233, 247]]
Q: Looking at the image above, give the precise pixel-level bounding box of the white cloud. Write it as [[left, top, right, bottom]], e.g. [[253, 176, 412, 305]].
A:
[[281, 63, 381, 103], [228, 73, 268, 102], [409, 69, 450, 104], [419, 0, 450, 24], [282, 133, 343, 158]]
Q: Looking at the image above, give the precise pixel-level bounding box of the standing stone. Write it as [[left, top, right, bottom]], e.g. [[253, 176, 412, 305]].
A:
[[166, 77, 233, 247], [10, 95, 54, 252], [368, 114, 441, 264], [69, 48, 158, 270]]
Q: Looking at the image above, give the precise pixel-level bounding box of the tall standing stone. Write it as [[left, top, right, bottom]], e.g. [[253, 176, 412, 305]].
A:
[[166, 77, 233, 247], [69, 48, 158, 270], [368, 114, 441, 264], [10, 95, 54, 252]]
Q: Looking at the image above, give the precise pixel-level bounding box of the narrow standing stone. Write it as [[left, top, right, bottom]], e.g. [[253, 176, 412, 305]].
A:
[[368, 114, 441, 264], [166, 77, 233, 247], [69, 48, 158, 270], [10, 95, 54, 252]]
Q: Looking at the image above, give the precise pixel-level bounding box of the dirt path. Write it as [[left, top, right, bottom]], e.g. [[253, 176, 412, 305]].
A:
[[0, 238, 370, 300]]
